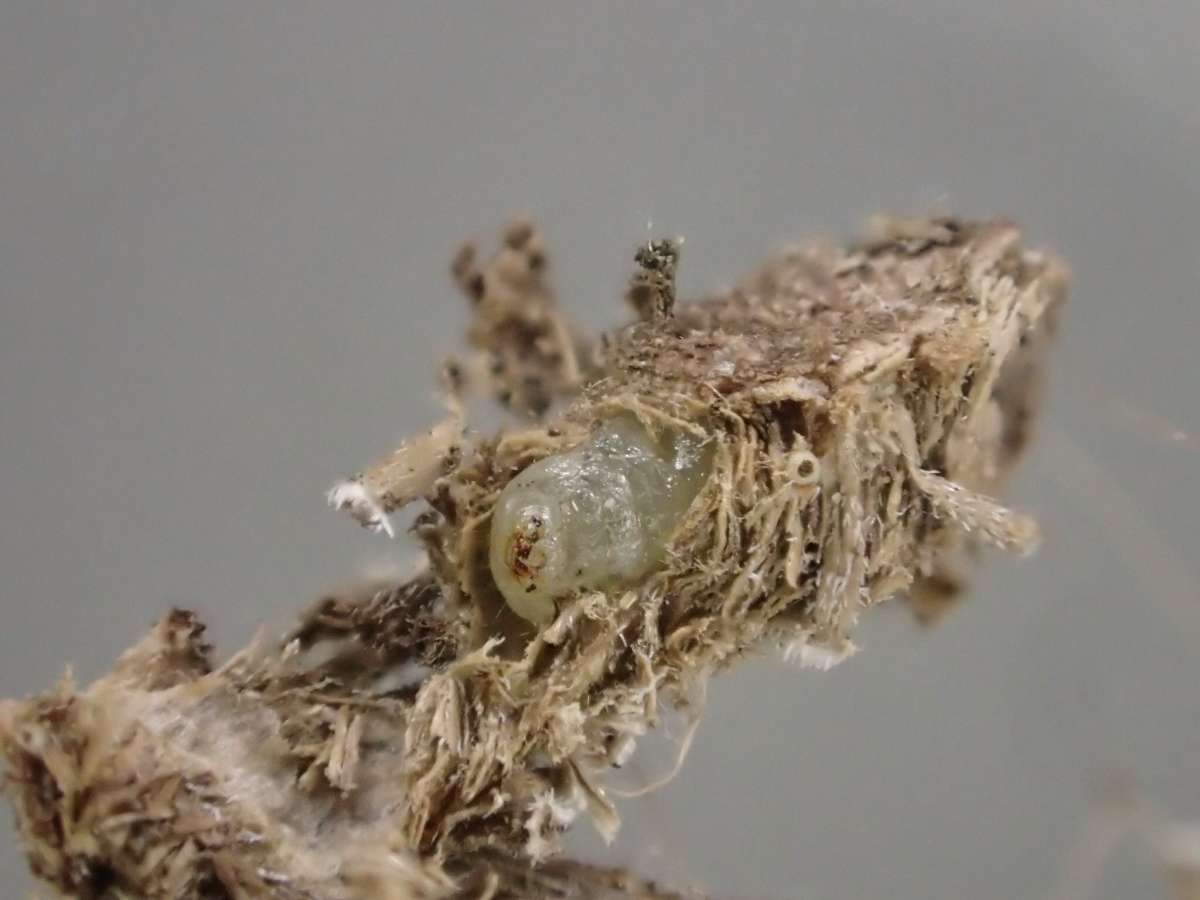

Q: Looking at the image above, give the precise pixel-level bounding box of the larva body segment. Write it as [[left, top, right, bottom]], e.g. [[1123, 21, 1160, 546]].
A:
[[489, 414, 712, 622]]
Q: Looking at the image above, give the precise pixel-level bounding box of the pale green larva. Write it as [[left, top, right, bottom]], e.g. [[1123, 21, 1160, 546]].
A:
[[489, 415, 713, 623]]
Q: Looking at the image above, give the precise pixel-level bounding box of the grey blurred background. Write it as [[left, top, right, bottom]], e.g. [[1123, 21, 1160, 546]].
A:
[[2, 3, 1198, 898]]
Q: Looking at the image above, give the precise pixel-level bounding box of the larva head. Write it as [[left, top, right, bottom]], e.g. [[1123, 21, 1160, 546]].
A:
[[489, 415, 713, 624], [488, 484, 571, 623]]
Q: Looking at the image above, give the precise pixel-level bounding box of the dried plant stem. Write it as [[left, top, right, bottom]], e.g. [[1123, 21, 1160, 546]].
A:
[[2, 216, 1066, 899]]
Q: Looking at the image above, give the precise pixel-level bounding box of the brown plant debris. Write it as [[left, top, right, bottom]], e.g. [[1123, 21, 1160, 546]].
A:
[[1, 216, 1066, 898], [626, 238, 681, 322]]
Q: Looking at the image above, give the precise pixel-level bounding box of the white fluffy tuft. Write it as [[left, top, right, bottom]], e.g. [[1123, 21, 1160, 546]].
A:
[[327, 480, 394, 538]]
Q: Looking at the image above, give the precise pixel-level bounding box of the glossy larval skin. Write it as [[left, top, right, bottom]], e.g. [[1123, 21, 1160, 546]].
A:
[[490, 415, 712, 623]]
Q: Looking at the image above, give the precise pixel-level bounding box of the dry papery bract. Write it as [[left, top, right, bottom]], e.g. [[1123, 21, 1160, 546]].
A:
[[2, 216, 1065, 899]]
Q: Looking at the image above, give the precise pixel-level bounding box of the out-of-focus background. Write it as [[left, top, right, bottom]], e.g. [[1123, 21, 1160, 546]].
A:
[[2, 3, 1197, 897]]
